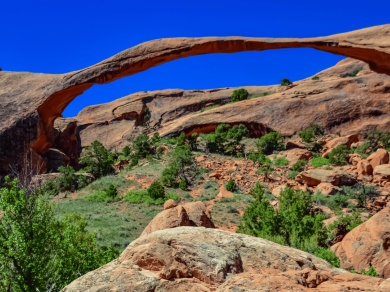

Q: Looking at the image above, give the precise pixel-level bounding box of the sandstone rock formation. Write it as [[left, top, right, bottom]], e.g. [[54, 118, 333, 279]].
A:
[[61, 227, 390, 291], [334, 207, 390, 278], [2, 24, 390, 182], [140, 201, 215, 237], [296, 169, 357, 186]]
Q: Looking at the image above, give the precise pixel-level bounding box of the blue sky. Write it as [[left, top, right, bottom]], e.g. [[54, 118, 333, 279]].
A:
[[1, 0, 389, 117]]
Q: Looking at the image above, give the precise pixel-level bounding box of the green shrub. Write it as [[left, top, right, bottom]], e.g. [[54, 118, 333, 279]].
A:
[[247, 149, 260, 163], [353, 142, 370, 156], [131, 158, 138, 167], [328, 211, 364, 241], [351, 266, 378, 277], [105, 184, 117, 199], [326, 193, 350, 211], [310, 157, 330, 168], [146, 154, 154, 161], [237, 184, 328, 253], [0, 177, 120, 291], [328, 145, 350, 165], [340, 70, 360, 78], [257, 132, 284, 154], [237, 152, 243, 158], [226, 206, 239, 214], [325, 166, 333, 170], [132, 134, 152, 159], [80, 140, 114, 178], [312, 76, 320, 80], [314, 248, 340, 268], [165, 191, 181, 202], [122, 145, 131, 157], [83, 175, 134, 193], [288, 171, 300, 180], [256, 166, 274, 180], [299, 129, 315, 142], [249, 91, 276, 99], [227, 124, 248, 144], [56, 165, 78, 193], [161, 165, 179, 186], [342, 183, 379, 207], [280, 78, 293, 86], [292, 159, 307, 172], [362, 129, 390, 151], [187, 133, 199, 151], [273, 156, 288, 167], [179, 179, 187, 190], [231, 88, 249, 102], [150, 132, 161, 145], [226, 178, 239, 192], [147, 181, 165, 200], [143, 106, 151, 124], [313, 192, 328, 206], [86, 190, 120, 203]]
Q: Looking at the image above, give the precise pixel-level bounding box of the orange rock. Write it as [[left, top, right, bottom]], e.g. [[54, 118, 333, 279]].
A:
[[276, 148, 313, 166], [216, 185, 234, 200], [367, 148, 389, 169], [196, 155, 208, 163], [272, 185, 286, 197], [335, 207, 390, 278], [357, 159, 373, 176], [286, 138, 307, 149], [373, 164, 390, 182], [314, 182, 341, 196], [209, 172, 222, 179], [322, 134, 359, 158], [296, 169, 357, 186], [164, 199, 178, 210]]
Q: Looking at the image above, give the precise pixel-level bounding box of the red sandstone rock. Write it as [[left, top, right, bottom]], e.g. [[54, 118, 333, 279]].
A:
[[164, 199, 178, 210], [216, 185, 234, 200], [314, 182, 341, 196], [322, 134, 359, 158], [61, 227, 390, 292], [373, 164, 390, 182], [296, 169, 357, 186], [276, 148, 313, 166], [368, 149, 389, 169], [286, 138, 307, 149], [357, 159, 373, 176], [334, 207, 390, 278]]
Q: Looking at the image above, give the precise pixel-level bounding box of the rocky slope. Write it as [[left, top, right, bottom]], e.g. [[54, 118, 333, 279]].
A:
[[1, 24, 390, 181]]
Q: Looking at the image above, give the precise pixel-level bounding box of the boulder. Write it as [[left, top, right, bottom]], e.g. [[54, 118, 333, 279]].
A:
[[322, 134, 359, 158], [314, 182, 341, 196], [368, 149, 389, 169], [373, 164, 390, 182], [296, 169, 357, 187], [286, 138, 307, 149], [272, 185, 286, 197], [61, 227, 390, 292], [216, 185, 234, 200], [334, 207, 390, 278], [140, 201, 215, 237], [164, 199, 178, 210], [357, 159, 373, 176], [276, 148, 313, 166]]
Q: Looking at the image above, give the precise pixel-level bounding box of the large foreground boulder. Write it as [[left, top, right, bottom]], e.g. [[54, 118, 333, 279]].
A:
[[334, 207, 390, 278], [61, 227, 390, 291]]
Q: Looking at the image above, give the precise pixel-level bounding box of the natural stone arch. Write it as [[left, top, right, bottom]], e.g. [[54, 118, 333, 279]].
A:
[[0, 24, 390, 178]]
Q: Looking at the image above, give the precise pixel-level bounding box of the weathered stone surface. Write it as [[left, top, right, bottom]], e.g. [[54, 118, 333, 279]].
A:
[[45, 148, 70, 172], [61, 227, 390, 292], [334, 207, 390, 279], [277, 148, 313, 166], [163, 199, 178, 210], [2, 24, 390, 182], [368, 149, 390, 169], [140, 202, 214, 237], [216, 185, 234, 200], [322, 134, 359, 158], [357, 159, 374, 176], [286, 138, 307, 149], [314, 182, 341, 196], [373, 164, 390, 181], [296, 169, 357, 186]]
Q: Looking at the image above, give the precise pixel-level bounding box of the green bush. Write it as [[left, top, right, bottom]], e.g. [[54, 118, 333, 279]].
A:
[[161, 165, 179, 186], [86, 190, 120, 203], [288, 171, 300, 180], [312, 76, 320, 80], [80, 140, 114, 178], [227, 124, 248, 144], [314, 248, 340, 268], [351, 266, 378, 277], [249, 91, 275, 99], [122, 145, 131, 157], [132, 134, 152, 159], [273, 156, 289, 167], [326, 193, 350, 211], [226, 206, 239, 214], [280, 78, 293, 86], [131, 158, 138, 167], [179, 179, 187, 190], [56, 165, 78, 193], [237, 184, 328, 253], [292, 159, 307, 172], [106, 183, 117, 199], [340, 70, 360, 78], [362, 129, 390, 151], [187, 133, 199, 151], [299, 129, 315, 142], [328, 145, 350, 165], [150, 132, 161, 145], [342, 183, 379, 207], [231, 88, 249, 102], [353, 142, 370, 157], [328, 211, 364, 241], [146, 154, 154, 161], [143, 106, 151, 124], [256, 132, 284, 154], [310, 157, 330, 168], [147, 181, 165, 200], [165, 191, 181, 202], [256, 166, 274, 180], [226, 178, 239, 192], [247, 149, 260, 163], [0, 177, 119, 291]]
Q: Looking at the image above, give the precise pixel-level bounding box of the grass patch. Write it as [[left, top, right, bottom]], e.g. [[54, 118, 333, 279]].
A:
[[81, 175, 138, 194], [249, 91, 276, 99], [310, 157, 330, 168], [201, 104, 220, 112]]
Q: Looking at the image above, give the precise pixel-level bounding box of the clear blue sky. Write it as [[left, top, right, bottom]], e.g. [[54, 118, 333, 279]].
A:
[[1, 0, 389, 117]]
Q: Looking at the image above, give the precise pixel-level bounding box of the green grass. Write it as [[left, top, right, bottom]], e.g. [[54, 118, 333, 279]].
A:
[[55, 197, 163, 251], [85, 190, 120, 203], [195, 180, 220, 202], [201, 104, 220, 112], [249, 91, 276, 99], [310, 157, 330, 168], [81, 175, 139, 194]]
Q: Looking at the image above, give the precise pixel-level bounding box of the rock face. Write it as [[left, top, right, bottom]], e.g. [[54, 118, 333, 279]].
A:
[[276, 148, 313, 165], [296, 169, 357, 186], [2, 24, 390, 182], [61, 227, 390, 292], [140, 201, 215, 237], [368, 149, 390, 169], [334, 207, 390, 279], [322, 134, 359, 158]]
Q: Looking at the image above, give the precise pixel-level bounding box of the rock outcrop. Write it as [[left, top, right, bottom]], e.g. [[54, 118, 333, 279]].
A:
[[296, 169, 357, 186], [61, 227, 390, 291], [140, 201, 215, 237], [334, 207, 390, 278], [2, 24, 390, 182]]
